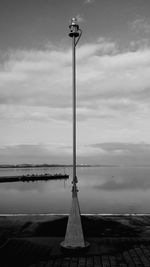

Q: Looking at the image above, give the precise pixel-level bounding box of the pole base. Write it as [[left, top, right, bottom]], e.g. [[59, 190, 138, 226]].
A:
[[60, 241, 90, 254]]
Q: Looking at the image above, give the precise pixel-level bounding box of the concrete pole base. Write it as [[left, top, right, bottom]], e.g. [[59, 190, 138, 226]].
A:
[[60, 241, 90, 254]]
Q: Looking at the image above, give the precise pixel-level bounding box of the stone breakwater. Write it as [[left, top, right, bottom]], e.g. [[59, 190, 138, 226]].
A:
[[0, 173, 69, 183]]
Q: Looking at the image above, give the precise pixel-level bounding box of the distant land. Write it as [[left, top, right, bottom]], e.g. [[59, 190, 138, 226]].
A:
[[0, 163, 117, 168]]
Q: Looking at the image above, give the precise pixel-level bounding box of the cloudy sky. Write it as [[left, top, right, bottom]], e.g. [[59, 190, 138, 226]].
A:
[[1, 0, 150, 165]]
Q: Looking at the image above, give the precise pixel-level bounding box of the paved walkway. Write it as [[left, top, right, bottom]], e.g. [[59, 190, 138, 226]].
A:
[[1, 237, 150, 266], [28, 239, 150, 267], [29, 250, 150, 267]]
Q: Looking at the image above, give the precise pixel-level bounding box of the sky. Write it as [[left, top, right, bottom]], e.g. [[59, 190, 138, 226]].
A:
[[1, 0, 150, 164]]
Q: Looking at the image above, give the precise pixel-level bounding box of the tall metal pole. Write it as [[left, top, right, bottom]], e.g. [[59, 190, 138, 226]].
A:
[[70, 18, 80, 196], [73, 33, 77, 186], [60, 18, 89, 252], [71, 17, 82, 195]]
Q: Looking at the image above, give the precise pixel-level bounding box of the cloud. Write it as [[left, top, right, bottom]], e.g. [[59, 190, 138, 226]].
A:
[[89, 143, 150, 165], [91, 142, 150, 153], [91, 143, 150, 159], [1, 142, 150, 165], [1, 38, 150, 127], [0, 142, 106, 164], [0, 104, 114, 124], [131, 18, 150, 34], [1, 40, 150, 106], [0, 143, 71, 164], [0, 105, 72, 123]]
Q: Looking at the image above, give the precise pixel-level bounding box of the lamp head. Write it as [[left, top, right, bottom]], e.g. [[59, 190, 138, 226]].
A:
[[69, 17, 80, 38]]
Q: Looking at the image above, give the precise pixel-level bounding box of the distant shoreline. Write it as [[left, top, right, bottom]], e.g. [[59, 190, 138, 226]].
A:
[[1, 164, 150, 168], [1, 213, 150, 216], [0, 164, 117, 168]]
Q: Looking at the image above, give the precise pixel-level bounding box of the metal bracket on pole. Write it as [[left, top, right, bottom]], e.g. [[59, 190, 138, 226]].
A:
[[75, 29, 82, 47]]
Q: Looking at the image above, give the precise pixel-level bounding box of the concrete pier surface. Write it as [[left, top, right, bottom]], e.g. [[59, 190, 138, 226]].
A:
[[1, 214, 150, 266]]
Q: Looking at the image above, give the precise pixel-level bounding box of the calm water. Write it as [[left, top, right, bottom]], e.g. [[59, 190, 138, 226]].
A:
[[0, 166, 150, 214]]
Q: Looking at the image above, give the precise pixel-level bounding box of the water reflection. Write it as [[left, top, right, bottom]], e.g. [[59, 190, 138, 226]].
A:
[[0, 166, 150, 214]]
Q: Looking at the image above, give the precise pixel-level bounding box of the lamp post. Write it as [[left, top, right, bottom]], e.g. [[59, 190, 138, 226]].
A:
[[60, 18, 89, 252], [69, 17, 81, 190]]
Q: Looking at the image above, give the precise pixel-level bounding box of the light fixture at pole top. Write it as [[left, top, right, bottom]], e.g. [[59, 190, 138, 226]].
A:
[[69, 17, 81, 38]]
